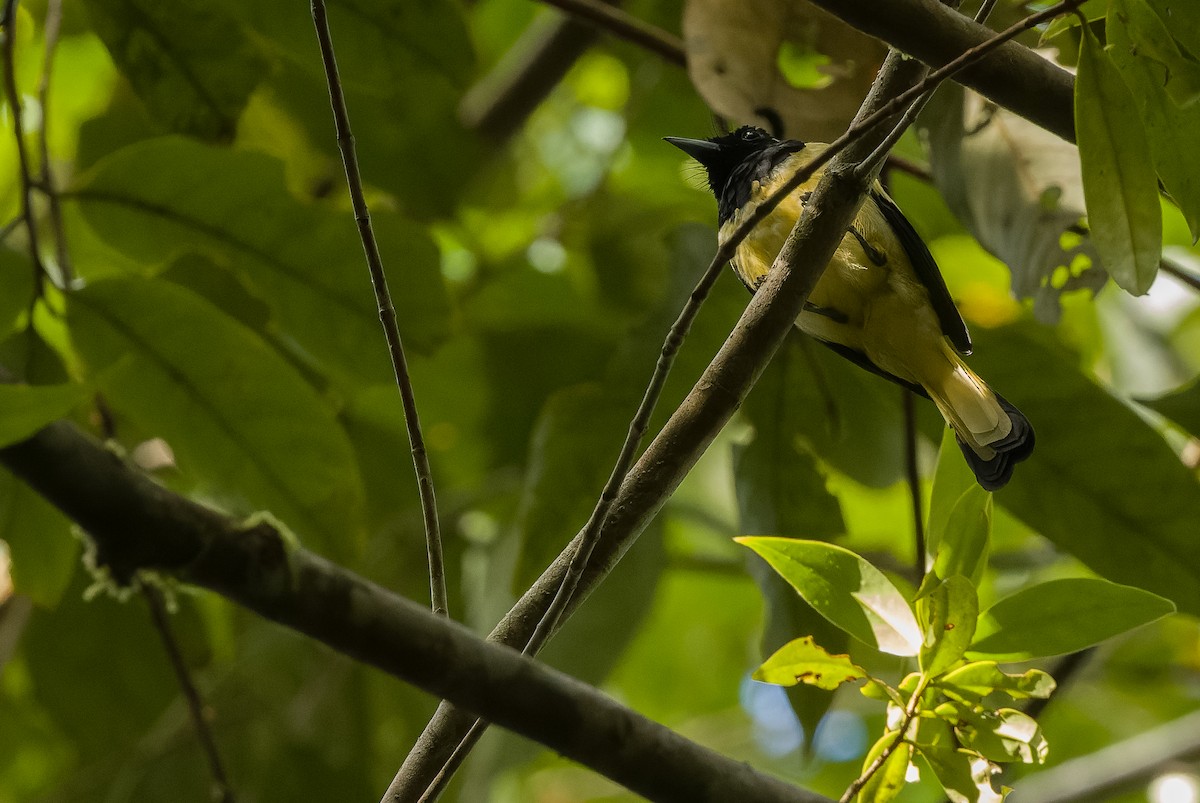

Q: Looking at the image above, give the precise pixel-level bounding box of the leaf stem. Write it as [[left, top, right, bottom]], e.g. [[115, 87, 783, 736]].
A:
[[904, 390, 926, 578], [309, 0, 448, 617]]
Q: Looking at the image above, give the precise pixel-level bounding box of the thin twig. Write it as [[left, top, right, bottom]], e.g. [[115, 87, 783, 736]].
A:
[[840, 676, 929, 803], [903, 390, 926, 577], [883, 154, 934, 183], [1162, 255, 1200, 294], [310, 0, 448, 617], [536, 0, 685, 66], [142, 585, 235, 803], [35, 0, 71, 285], [1, 0, 47, 291], [406, 0, 1087, 795]]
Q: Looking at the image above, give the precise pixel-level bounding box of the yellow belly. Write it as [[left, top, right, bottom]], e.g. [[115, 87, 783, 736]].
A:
[[717, 150, 947, 387]]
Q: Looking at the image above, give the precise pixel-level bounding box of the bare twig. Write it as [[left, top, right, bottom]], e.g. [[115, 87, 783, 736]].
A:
[[35, 0, 71, 284], [883, 154, 934, 183], [1162, 255, 1200, 294], [536, 0, 686, 66], [1, 0, 47, 290], [393, 1, 1087, 796], [903, 390, 926, 577], [143, 585, 235, 803], [310, 0, 448, 617], [840, 675, 929, 803]]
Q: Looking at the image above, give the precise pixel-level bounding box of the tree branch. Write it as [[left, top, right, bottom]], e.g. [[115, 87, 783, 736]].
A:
[[0, 420, 829, 803], [809, 0, 1076, 143], [536, 0, 685, 66], [310, 0, 447, 617]]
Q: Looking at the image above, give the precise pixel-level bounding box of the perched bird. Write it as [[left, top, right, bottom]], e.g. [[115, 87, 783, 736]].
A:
[[666, 126, 1033, 490]]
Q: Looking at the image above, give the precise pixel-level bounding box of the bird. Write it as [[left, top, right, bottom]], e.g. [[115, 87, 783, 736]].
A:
[[666, 125, 1033, 490]]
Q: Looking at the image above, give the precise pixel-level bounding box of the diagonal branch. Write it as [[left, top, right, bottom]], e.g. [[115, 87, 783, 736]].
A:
[[310, 0, 447, 617], [0, 419, 829, 803], [536, 0, 685, 66]]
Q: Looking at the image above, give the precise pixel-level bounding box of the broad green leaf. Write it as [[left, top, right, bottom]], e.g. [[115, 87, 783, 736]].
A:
[[862, 679, 905, 707], [0, 469, 77, 607], [969, 578, 1175, 661], [857, 733, 911, 803], [0, 249, 33, 339], [927, 427, 977, 557], [1140, 378, 1200, 437], [223, 0, 480, 217], [1039, 0, 1109, 42], [81, 0, 268, 141], [1075, 25, 1162, 294], [940, 704, 1048, 765], [0, 384, 87, 447], [511, 384, 626, 591], [68, 137, 450, 386], [937, 662, 1055, 703], [753, 636, 867, 690], [919, 575, 978, 677], [1110, 0, 1200, 107], [737, 360, 848, 737], [1145, 0, 1200, 74], [68, 277, 366, 556], [931, 486, 991, 586], [736, 537, 922, 656], [970, 324, 1200, 616], [1109, 0, 1200, 240]]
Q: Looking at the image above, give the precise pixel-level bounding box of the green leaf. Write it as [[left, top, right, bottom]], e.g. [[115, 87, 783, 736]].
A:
[[918, 740, 1004, 803], [0, 469, 77, 607], [0, 249, 33, 339], [927, 427, 978, 555], [1140, 378, 1200, 437], [937, 662, 1056, 703], [969, 578, 1175, 661], [81, 0, 268, 141], [1075, 24, 1163, 294], [857, 734, 912, 803], [940, 704, 1048, 765], [931, 485, 992, 586], [511, 384, 627, 591], [1144, 0, 1200, 75], [69, 137, 450, 387], [68, 277, 366, 556], [1109, 0, 1200, 240], [919, 575, 979, 677], [0, 384, 87, 447], [736, 537, 922, 656], [1110, 0, 1200, 106], [753, 635, 867, 690], [1039, 0, 1109, 43], [969, 324, 1200, 616]]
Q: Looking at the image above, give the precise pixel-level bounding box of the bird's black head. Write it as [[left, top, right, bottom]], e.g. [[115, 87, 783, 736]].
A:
[[665, 126, 805, 223]]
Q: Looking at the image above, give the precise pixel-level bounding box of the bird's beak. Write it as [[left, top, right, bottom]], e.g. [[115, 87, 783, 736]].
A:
[[664, 136, 721, 164]]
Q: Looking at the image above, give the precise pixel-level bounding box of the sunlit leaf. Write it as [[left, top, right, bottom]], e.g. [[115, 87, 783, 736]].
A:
[[68, 277, 366, 555], [930, 483, 991, 586], [937, 662, 1055, 703], [753, 635, 866, 690], [919, 575, 978, 677], [857, 733, 911, 803], [969, 578, 1175, 661], [1075, 25, 1162, 294], [939, 703, 1048, 765], [0, 384, 86, 448], [736, 537, 921, 655], [918, 740, 1004, 803]]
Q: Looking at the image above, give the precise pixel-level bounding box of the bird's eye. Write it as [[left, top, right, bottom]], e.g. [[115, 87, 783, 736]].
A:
[[742, 129, 757, 141]]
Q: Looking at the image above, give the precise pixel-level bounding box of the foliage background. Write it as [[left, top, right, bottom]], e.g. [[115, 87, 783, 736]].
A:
[[1, 0, 1199, 801]]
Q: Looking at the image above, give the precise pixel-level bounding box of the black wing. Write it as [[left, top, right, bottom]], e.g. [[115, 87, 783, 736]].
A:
[[871, 189, 972, 355]]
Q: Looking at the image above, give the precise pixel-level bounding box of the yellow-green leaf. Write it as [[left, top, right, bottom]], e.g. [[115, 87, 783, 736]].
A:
[[753, 635, 867, 690]]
